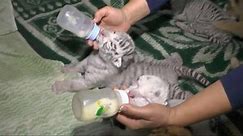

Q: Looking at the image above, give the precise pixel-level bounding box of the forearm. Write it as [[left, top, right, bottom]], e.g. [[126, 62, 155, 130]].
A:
[[121, 0, 150, 25], [168, 80, 232, 126]]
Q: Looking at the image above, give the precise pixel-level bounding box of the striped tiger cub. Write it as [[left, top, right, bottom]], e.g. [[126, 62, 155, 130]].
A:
[[172, 0, 235, 45], [52, 31, 210, 96]]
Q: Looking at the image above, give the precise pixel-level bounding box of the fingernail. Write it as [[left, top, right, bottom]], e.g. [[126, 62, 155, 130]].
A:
[[119, 105, 127, 112], [93, 18, 97, 23], [94, 46, 99, 50], [118, 106, 124, 113]]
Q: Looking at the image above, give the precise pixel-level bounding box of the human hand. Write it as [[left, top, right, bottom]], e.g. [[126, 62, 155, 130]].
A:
[[87, 6, 131, 49], [94, 6, 131, 32], [116, 103, 173, 129]]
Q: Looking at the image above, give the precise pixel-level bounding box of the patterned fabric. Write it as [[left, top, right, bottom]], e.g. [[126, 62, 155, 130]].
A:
[[13, 0, 243, 92], [0, 0, 242, 135]]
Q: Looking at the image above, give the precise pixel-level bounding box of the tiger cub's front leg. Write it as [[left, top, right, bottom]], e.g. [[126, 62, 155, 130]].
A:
[[52, 77, 95, 94], [52, 70, 111, 94], [62, 57, 88, 73]]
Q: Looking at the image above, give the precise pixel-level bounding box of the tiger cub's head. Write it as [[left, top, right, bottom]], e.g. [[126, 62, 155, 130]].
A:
[[97, 30, 135, 68]]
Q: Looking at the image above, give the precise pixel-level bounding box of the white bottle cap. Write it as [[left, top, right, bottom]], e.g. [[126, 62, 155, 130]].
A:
[[116, 90, 129, 104]]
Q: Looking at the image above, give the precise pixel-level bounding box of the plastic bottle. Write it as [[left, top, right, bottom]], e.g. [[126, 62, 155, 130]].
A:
[[72, 88, 129, 122], [56, 5, 100, 40]]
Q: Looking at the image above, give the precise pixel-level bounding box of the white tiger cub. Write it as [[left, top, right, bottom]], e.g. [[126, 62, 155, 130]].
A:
[[52, 30, 210, 94], [52, 30, 135, 94], [127, 75, 193, 107]]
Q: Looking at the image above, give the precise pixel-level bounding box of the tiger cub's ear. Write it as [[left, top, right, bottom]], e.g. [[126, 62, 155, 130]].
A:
[[112, 57, 122, 68]]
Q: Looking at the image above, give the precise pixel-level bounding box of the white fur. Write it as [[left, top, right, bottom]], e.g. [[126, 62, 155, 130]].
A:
[[127, 75, 170, 107]]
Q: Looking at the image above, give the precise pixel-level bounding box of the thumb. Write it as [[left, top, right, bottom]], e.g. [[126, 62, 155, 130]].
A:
[[93, 6, 110, 23], [120, 104, 150, 119]]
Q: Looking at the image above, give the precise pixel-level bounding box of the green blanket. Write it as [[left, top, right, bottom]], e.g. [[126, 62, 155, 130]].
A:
[[0, 42, 83, 134], [13, 0, 243, 84], [0, 1, 86, 134], [1, 0, 243, 135]]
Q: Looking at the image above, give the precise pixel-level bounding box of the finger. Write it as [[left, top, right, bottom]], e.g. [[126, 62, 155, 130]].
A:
[[93, 42, 99, 49], [94, 6, 111, 23], [112, 86, 119, 90], [121, 85, 128, 90], [99, 22, 118, 31], [116, 114, 149, 129], [86, 40, 93, 47], [100, 24, 125, 32], [99, 22, 110, 30], [120, 104, 151, 119]]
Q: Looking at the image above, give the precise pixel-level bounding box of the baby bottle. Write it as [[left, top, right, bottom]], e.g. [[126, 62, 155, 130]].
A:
[[72, 88, 129, 122], [56, 5, 100, 40]]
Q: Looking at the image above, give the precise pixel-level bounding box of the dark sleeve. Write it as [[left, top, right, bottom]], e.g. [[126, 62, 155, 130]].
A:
[[146, 0, 169, 12], [220, 65, 243, 110]]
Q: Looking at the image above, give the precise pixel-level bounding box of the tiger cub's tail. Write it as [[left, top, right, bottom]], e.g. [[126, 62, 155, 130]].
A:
[[173, 66, 210, 86]]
